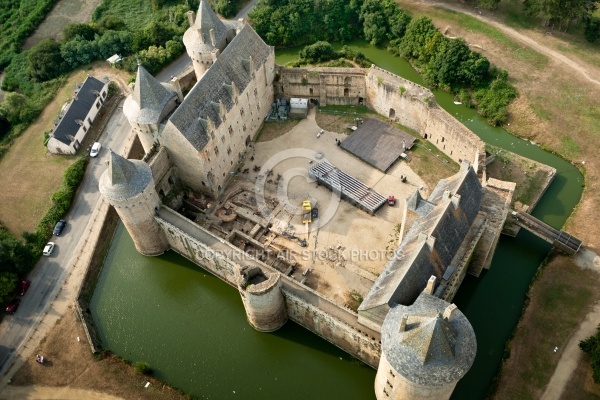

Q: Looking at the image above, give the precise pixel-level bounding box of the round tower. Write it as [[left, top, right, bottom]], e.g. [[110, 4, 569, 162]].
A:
[[375, 294, 476, 400], [183, 0, 234, 80], [123, 64, 178, 154], [99, 151, 169, 256], [237, 265, 287, 332]]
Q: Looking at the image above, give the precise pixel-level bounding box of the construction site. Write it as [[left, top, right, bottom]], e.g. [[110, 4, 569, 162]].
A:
[[171, 109, 430, 309]]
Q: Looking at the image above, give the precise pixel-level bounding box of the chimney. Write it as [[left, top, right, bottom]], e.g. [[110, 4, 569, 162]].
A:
[[187, 11, 195, 27], [443, 304, 458, 321], [209, 28, 216, 47], [197, 28, 204, 43], [451, 193, 461, 208], [170, 76, 184, 102], [398, 314, 409, 332], [424, 275, 437, 295]]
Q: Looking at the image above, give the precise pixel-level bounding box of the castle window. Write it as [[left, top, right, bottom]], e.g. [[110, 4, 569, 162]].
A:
[[221, 135, 225, 143], [240, 108, 245, 117], [227, 147, 231, 155], [254, 88, 257, 97], [442, 137, 445, 142], [309, 88, 313, 95], [344, 88, 349, 97], [102, 91, 107, 98], [228, 126, 233, 135], [243, 125, 247, 132], [214, 146, 219, 156], [96, 101, 100, 109]]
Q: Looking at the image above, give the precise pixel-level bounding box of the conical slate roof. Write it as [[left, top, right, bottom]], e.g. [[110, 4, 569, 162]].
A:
[[99, 151, 153, 201], [183, 0, 231, 54], [400, 312, 456, 365], [123, 64, 176, 125], [381, 292, 476, 386]]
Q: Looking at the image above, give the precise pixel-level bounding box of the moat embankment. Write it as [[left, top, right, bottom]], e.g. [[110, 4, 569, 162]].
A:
[[90, 41, 583, 400]]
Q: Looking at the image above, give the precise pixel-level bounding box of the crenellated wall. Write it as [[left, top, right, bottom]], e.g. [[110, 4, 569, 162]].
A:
[[154, 206, 381, 367]]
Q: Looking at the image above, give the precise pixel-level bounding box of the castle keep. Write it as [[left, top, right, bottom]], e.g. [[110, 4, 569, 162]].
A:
[[100, 2, 516, 399]]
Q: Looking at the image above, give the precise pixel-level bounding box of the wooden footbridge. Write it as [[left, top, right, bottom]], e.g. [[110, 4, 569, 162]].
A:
[[511, 211, 582, 255]]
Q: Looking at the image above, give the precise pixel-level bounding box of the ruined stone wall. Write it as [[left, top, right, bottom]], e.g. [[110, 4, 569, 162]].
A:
[[155, 207, 380, 367], [365, 66, 485, 166], [276, 67, 367, 106]]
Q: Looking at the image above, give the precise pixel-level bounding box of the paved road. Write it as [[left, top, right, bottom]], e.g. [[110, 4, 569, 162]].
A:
[[0, 101, 130, 375]]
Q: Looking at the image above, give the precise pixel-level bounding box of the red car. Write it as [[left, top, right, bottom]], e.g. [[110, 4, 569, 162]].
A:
[[5, 298, 20, 314], [19, 280, 31, 296]]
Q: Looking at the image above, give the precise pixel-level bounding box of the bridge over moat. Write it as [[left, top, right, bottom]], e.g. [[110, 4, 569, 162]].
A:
[[510, 211, 582, 255]]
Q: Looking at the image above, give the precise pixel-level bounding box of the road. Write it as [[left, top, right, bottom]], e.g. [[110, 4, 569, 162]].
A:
[[0, 0, 259, 379]]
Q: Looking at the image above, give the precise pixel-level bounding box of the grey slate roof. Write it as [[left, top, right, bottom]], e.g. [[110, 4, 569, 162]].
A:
[[169, 24, 272, 150], [358, 162, 483, 320], [123, 65, 177, 125], [99, 151, 153, 201], [183, 0, 230, 54], [381, 292, 476, 386], [52, 76, 105, 145]]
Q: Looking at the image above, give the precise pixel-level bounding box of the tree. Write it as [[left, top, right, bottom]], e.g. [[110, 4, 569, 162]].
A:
[[580, 324, 600, 383], [61, 36, 98, 69], [399, 17, 439, 63], [0, 272, 17, 306], [299, 41, 336, 63], [27, 39, 67, 82], [63, 23, 98, 42], [0, 93, 36, 126]]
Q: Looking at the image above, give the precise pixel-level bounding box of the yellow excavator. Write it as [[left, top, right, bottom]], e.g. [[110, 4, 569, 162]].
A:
[[301, 200, 312, 224]]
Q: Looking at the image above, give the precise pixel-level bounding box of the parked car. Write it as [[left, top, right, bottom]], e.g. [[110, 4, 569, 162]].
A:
[[43, 242, 55, 256], [5, 298, 20, 314], [53, 220, 66, 236], [90, 142, 101, 157], [19, 280, 31, 296]]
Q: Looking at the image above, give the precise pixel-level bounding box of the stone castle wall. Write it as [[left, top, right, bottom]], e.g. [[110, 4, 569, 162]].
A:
[[238, 270, 288, 332], [276, 67, 367, 106], [154, 206, 381, 367], [375, 353, 456, 400], [277, 65, 485, 167], [365, 66, 485, 166]]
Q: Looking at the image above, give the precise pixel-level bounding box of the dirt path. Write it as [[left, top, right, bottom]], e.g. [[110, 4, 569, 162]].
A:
[[421, 0, 600, 88], [0, 386, 125, 400], [542, 302, 600, 400]]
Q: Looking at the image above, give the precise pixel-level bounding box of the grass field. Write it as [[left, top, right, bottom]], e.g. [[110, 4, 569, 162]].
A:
[[0, 63, 131, 238], [92, 0, 155, 29], [23, 0, 103, 49]]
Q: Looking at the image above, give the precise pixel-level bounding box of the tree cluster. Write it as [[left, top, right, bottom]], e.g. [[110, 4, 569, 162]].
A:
[[580, 324, 600, 383], [249, 0, 363, 47], [522, 0, 597, 33]]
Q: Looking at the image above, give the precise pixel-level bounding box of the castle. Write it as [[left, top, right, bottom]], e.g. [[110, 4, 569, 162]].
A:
[[100, 2, 515, 399]]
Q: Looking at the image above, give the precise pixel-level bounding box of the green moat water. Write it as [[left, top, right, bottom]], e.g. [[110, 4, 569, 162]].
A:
[[91, 40, 584, 399]]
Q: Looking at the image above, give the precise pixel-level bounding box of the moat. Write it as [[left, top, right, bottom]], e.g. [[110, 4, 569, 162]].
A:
[[90, 40, 583, 399]]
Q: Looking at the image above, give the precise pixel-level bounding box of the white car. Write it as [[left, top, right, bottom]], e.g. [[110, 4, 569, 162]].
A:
[[43, 242, 55, 256], [90, 142, 101, 157]]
